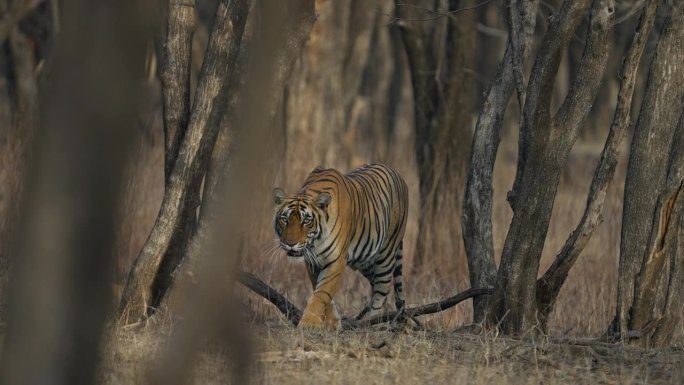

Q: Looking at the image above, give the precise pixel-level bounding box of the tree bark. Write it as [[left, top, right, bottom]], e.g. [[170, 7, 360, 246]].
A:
[[489, 0, 613, 335], [396, 0, 477, 270], [148, 3, 316, 383], [536, 0, 658, 328], [0, 0, 148, 382], [614, 0, 684, 347], [118, 0, 251, 323], [462, 0, 539, 323]]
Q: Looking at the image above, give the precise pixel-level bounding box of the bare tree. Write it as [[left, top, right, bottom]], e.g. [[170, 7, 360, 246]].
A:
[[459, 0, 618, 334], [395, 0, 477, 270], [462, 0, 540, 322], [611, 0, 684, 348], [118, 0, 316, 323], [0, 0, 150, 382]]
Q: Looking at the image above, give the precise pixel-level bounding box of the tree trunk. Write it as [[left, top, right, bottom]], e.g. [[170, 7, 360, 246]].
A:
[[0, 0, 148, 382], [396, 0, 476, 271], [462, 0, 539, 323], [119, 0, 251, 323], [0, 0, 52, 317], [535, 0, 658, 329], [488, 0, 613, 335], [613, 1, 684, 347]]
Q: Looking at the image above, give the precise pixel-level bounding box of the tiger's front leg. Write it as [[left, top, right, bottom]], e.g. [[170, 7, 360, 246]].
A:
[[299, 255, 345, 330]]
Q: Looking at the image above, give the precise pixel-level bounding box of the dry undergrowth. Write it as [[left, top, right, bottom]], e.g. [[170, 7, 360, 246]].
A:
[[100, 319, 684, 384], [97, 134, 684, 384]]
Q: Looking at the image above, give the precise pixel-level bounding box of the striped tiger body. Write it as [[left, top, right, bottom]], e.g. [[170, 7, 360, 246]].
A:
[[273, 164, 408, 330]]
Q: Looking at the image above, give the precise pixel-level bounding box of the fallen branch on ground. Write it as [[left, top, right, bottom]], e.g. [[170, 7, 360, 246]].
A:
[[238, 271, 493, 329], [238, 271, 302, 325]]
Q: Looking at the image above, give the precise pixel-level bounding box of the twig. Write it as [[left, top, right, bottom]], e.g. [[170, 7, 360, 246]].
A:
[[385, 0, 494, 25], [238, 271, 493, 329]]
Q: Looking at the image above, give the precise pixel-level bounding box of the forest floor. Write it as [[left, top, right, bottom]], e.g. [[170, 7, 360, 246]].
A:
[[100, 319, 684, 384], [94, 139, 684, 384]]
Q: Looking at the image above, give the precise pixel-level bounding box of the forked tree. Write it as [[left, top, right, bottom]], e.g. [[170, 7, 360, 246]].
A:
[[460, 0, 683, 346], [117, 0, 316, 323]]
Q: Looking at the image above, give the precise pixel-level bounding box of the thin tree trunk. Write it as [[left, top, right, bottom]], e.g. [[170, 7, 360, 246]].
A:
[[535, 0, 658, 328], [0, 0, 147, 382], [462, 0, 539, 323], [118, 0, 251, 323]]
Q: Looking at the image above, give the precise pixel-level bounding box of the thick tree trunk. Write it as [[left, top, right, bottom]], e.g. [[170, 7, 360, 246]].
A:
[[462, 0, 539, 323], [119, 0, 251, 323], [488, 0, 613, 335], [613, 1, 684, 347], [0, 0, 148, 382], [397, 0, 476, 271]]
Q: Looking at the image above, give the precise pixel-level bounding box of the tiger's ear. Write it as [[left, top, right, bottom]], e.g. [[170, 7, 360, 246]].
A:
[[273, 188, 286, 205], [315, 192, 331, 210]]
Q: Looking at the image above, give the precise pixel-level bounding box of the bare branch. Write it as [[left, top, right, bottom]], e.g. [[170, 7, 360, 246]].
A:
[[552, 0, 615, 139], [536, 0, 657, 322], [238, 272, 302, 325], [386, 0, 494, 24], [507, 0, 591, 209], [161, 0, 195, 183], [239, 271, 493, 329]]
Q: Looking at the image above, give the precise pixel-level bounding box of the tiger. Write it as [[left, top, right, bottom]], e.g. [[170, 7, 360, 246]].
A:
[[273, 163, 409, 330]]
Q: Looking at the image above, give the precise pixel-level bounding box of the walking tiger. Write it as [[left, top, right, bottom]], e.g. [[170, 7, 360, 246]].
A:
[[273, 164, 408, 329]]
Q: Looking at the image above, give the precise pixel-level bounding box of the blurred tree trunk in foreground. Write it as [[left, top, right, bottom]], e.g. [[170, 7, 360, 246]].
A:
[[396, 0, 476, 271], [118, 0, 316, 323], [0, 0, 149, 383], [612, 1, 684, 348], [0, 0, 54, 316]]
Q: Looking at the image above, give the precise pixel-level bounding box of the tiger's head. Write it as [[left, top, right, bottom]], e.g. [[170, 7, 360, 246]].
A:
[[272, 188, 331, 258]]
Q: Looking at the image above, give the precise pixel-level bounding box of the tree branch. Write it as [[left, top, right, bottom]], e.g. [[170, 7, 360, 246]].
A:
[[238, 271, 493, 329], [238, 272, 302, 325], [536, 0, 656, 323], [161, 0, 195, 184], [508, 0, 590, 209], [552, 0, 615, 141]]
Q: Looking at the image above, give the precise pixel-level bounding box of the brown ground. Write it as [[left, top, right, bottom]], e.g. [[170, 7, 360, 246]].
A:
[[95, 135, 684, 384]]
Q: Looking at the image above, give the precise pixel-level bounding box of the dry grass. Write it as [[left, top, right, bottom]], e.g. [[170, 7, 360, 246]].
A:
[[95, 121, 684, 384]]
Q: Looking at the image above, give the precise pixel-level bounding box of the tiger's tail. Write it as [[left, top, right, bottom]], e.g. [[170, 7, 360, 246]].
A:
[[393, 241, 405, 311]]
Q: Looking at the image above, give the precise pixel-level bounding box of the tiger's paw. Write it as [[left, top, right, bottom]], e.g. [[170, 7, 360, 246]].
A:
[[298, 311, 325, 329]]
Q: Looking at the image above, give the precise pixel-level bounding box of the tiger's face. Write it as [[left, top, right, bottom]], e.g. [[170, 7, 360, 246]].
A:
[[273, 188, 331, 258]]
